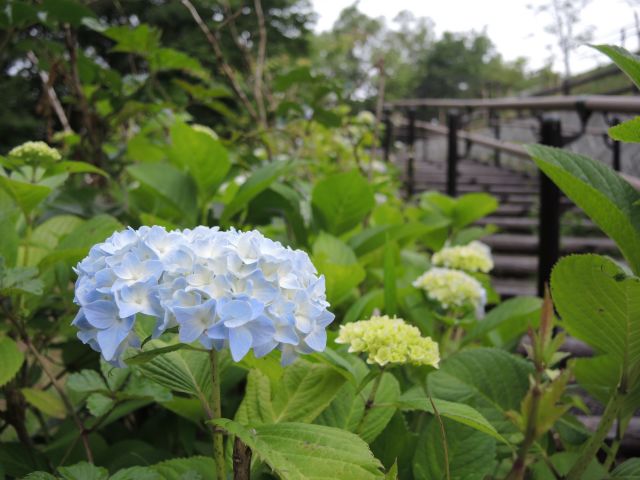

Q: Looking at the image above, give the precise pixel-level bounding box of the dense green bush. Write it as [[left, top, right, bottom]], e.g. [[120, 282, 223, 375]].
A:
[[0, 1, 639, 478]]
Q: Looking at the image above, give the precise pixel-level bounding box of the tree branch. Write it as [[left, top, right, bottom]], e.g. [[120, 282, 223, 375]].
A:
[[181, 0, 259, 122], [27, 51, 72, 134], [253, 0, 268, 127]]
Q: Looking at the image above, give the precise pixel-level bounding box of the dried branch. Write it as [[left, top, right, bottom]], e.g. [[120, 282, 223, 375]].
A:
[[253, 0, 268, 127], [181, 0, 259, 122], [27, 51, 72, 134]]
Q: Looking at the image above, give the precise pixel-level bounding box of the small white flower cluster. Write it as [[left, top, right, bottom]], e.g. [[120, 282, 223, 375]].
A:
[[73, 226, 334, 366], [413, 267, 486, 317], [431, 241, 494, 273]]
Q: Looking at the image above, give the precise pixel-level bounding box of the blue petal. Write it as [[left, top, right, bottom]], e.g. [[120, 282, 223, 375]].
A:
[[96, 319, 133, 361], [83, 300, 118, 329], [305, 328, 327, 352], [228, 327, 252, 361]]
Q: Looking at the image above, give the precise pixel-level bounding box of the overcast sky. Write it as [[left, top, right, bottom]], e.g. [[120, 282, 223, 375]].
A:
[[310, 0, 638, 75]]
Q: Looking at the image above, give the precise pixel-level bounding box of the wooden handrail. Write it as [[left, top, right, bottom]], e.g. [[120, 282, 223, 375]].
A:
[[386, 94, 640, 113]]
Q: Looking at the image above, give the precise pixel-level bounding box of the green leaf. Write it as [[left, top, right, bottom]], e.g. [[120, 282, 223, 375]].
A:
[[86, 393, 114, 417], [316, 372, 400, 443], [66, 369, 107, 395], [0, 176, 51, 217], [109, 466, 160, 480], [312, 170, 375, 235], [349, 221, 450, 258], [464, 296, 542, 346], [609, 117, 640, 143], [428, 348, 532, 435], [22, 388, 66, 418], [551, 254, 640, 399], [151, 456, 217, 479], [312, 233, 365, 306], [58, 462, 108, 480], [45, 161, 108, 178], [612, 458, 640, 477], [592, 44, 640, 89], [527, 144, 640, 274], [135, 340, 211, 407], [237, 360, 346, 425], [169, 122, 230, 201], [398, 387, 507, 444], [0, 265, 43, 295], [125, 343, 202, 365], [221, 161, 291, 224], [413, 418, 496, 480], [0, 337, 24, 387], [150, 48, 209, 80], [101, 24, 161, 55], [127, 162, 198, 222], [531, 452, 608, 480], [41, 0, 95, 25], [452, 193, 498, 229], [214, 419, 384, 480]]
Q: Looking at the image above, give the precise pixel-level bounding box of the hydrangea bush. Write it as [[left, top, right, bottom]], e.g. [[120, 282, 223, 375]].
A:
[[72, 226, 334, 366], [413, 267, 487, 316]]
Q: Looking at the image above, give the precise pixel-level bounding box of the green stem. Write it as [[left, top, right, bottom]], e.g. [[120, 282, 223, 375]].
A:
[[429, 395, 450, 480], [603, 416, 626, 471], [566, 391, 625, 480], [210, 349, 226, 480], [356, 368, 384, 434]]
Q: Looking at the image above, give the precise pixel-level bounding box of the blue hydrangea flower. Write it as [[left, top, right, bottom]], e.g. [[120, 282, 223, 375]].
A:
[[73, 226, 334, 366]]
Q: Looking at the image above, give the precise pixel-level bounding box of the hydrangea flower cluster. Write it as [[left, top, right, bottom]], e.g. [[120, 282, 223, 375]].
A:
[[9, 141, 61, 164], [431, 241, 494, 273], [413, 267, 486, 316], [336, 315, 439, 367], [72, 226, 334, 367]]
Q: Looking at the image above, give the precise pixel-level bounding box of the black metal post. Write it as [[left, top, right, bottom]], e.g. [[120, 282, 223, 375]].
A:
[[405, 108, 416, 198], [537, 116, 562, 297], [490, 110, 501, 166], [612, 116, 621, 171], [382, 108, 392, 162], [447, 111, 459, 197]]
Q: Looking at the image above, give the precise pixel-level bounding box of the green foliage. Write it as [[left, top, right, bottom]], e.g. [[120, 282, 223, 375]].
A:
[[608, 116, 640, 143], [0, 336, 24, 387], [214, 419, 385, 479], [413, 418, 496, 480], [527, 144, 640, 274], [311, 170, 375, 235]]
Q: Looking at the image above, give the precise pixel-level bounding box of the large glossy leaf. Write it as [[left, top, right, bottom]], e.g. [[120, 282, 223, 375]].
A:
[[221, 161, 291, 224], [0, 337, 24, 387], [317, 372, 400, 443], [609, 116, 640, 143], [135, 340, 211, 408], [127, 162, 198, 221], [312, 170, 374, 235], [464, 296, 542, 346], [398, 387, 507, 444], [428, 348, 532, 435], [312, 233, 365, 306], [551, 254, 640, 400], [413, 418, 496, 480], [214, 419, 385, 480], [527, 144, 640, 274], [0, 176, 51, 217], [452, 193, 498, 229], [236, 360, 346, 425], [592, 44, 640, 89], [169, 123, 230, 200]]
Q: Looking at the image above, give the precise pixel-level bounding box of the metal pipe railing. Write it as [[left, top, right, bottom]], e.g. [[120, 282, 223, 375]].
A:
[[386, 94, 640, 297], [386, 94, 640, 113]]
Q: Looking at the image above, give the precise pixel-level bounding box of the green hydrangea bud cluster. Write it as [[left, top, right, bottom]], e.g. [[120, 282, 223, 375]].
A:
[[413, 267, 486, 314], [431, 241, 494, 273], [336, 315, 440, 367], [9, 141, 61, 165]]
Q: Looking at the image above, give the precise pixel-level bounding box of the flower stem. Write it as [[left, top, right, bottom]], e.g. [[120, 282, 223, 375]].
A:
[[356, 368, 384, 435], [566, 391, 625, 480], [210, 349, 226, 480]]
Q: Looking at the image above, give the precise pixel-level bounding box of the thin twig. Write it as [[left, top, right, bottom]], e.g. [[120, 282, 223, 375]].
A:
[[27, 51, 72, 133], [253, 0, 268, 127], [429, 395, 451, 480], [181, 0, 259, 122]]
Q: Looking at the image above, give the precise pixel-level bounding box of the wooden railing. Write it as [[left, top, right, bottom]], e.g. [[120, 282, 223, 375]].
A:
[[383, 95, 640, 295]]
